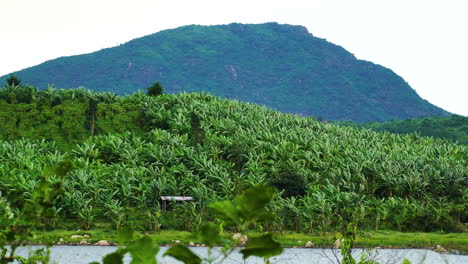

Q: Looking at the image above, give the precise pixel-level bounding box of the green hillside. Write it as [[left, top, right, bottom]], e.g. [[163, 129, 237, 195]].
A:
[[0, 86, 143, 150], [0, 86, 466, 234], [338, 115, 468, 145], [0, 23, 449, 122]]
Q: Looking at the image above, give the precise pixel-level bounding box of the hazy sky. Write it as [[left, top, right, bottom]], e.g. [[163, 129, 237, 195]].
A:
[[1, 0, 467, 115]]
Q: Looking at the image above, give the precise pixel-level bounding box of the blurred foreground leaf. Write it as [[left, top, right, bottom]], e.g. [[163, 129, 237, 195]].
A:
[[208, 200, 240, 225], [163, 245, 201, 264], [102, 252, 124, 264], [209, 184, 275, 226], [197, 223, 221, 247], [240, 233, 283, 259], [118, 227, 135, 245], [127, 236, 159, 264]]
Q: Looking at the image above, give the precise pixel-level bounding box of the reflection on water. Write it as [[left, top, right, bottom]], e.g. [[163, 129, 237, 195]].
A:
[[12, 246, 468, 264]]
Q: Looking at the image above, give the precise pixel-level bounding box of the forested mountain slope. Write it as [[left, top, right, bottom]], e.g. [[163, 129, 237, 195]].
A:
[[0, 23, 449, 122], [0, 87, 466, 233], [338, 115, 468, 145]]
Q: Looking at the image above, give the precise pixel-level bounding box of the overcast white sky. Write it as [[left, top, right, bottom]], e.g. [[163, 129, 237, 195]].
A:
[[1, 0, 467, 115]]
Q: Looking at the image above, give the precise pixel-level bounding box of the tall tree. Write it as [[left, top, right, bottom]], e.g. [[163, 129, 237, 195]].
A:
[[6, 74, 21, 86], [189, 112, 205, 146], [85, 97, 98, 138], [147, 82, 164, 97]]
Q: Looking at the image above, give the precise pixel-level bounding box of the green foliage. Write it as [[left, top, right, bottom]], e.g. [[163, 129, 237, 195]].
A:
[[85, 97, 99, 137], [0, 89, 466, 237], [338, 115, 468, 145], [101, 252, 123, 264], [240, 234, 283, 260], [163, 245, 201, 264], [0, 23, 450, 122], [341, 224, 358, 264], [357, 251, 380, 264], [270, 171, 306, 198], [118, 227, 135, 245], [94, 185, 283, 264], [197, 223, 221, 247], [189, 112, 205, 146], [127, 236, 160, 264], [0, 86, 142, 150], [0, 161, 74, 263], [6, 74, 21, 86], [0, 84, 38, 104], [209, 184, 275, 227], [146, 82, 163, 97], [14, 248, 51, 264]]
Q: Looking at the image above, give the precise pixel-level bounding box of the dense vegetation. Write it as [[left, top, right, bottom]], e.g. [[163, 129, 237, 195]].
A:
[[0, 22, 449, 122], [0, 85, 142, 150], [0, 84, 466, 236], [338, 116, 468, 145]]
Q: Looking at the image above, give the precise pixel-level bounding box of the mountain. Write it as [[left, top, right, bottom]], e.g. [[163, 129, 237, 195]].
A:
[[0, 22, 450, 122]]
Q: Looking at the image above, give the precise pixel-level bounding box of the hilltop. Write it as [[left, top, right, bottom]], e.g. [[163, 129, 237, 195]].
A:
[[0, 22, 449, 122]]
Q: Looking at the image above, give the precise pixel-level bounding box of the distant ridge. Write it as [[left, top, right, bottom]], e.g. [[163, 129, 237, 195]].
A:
[[0, 22, 450, 122]]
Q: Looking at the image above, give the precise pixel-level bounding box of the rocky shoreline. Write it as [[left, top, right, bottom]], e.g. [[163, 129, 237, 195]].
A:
[[13, 231, 467, 256]]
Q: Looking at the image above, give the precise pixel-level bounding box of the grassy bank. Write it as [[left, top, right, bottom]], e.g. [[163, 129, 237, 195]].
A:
[[272, 231, 468, 253], [29, 229, 468, 254]]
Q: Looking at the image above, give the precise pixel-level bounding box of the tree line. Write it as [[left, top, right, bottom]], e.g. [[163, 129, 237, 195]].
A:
[[337, 115, 468, 145]]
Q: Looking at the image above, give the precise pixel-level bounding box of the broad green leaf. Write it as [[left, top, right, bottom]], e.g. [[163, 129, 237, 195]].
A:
[[235, 184, 275, 222], [118, 227, 134, 245], [208, 200, 240, 225], [240, 233, 283, 259], [197, 223, 221, 247], [235, 184, 275, 212], [127, 236, 159, 264], [102, 252, 124, 264], [209, 184, 275, 225], [401, 259, 411, 264], [163, 245, 201, 264]]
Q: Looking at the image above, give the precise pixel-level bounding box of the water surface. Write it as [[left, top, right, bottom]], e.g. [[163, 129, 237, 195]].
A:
[[12, 246, 467, 264]]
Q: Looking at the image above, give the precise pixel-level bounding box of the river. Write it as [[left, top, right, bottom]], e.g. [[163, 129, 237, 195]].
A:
[[12, 246, 468, 263]]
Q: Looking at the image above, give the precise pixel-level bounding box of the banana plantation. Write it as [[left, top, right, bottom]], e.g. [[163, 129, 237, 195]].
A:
[[0, 85, 467, 234]]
